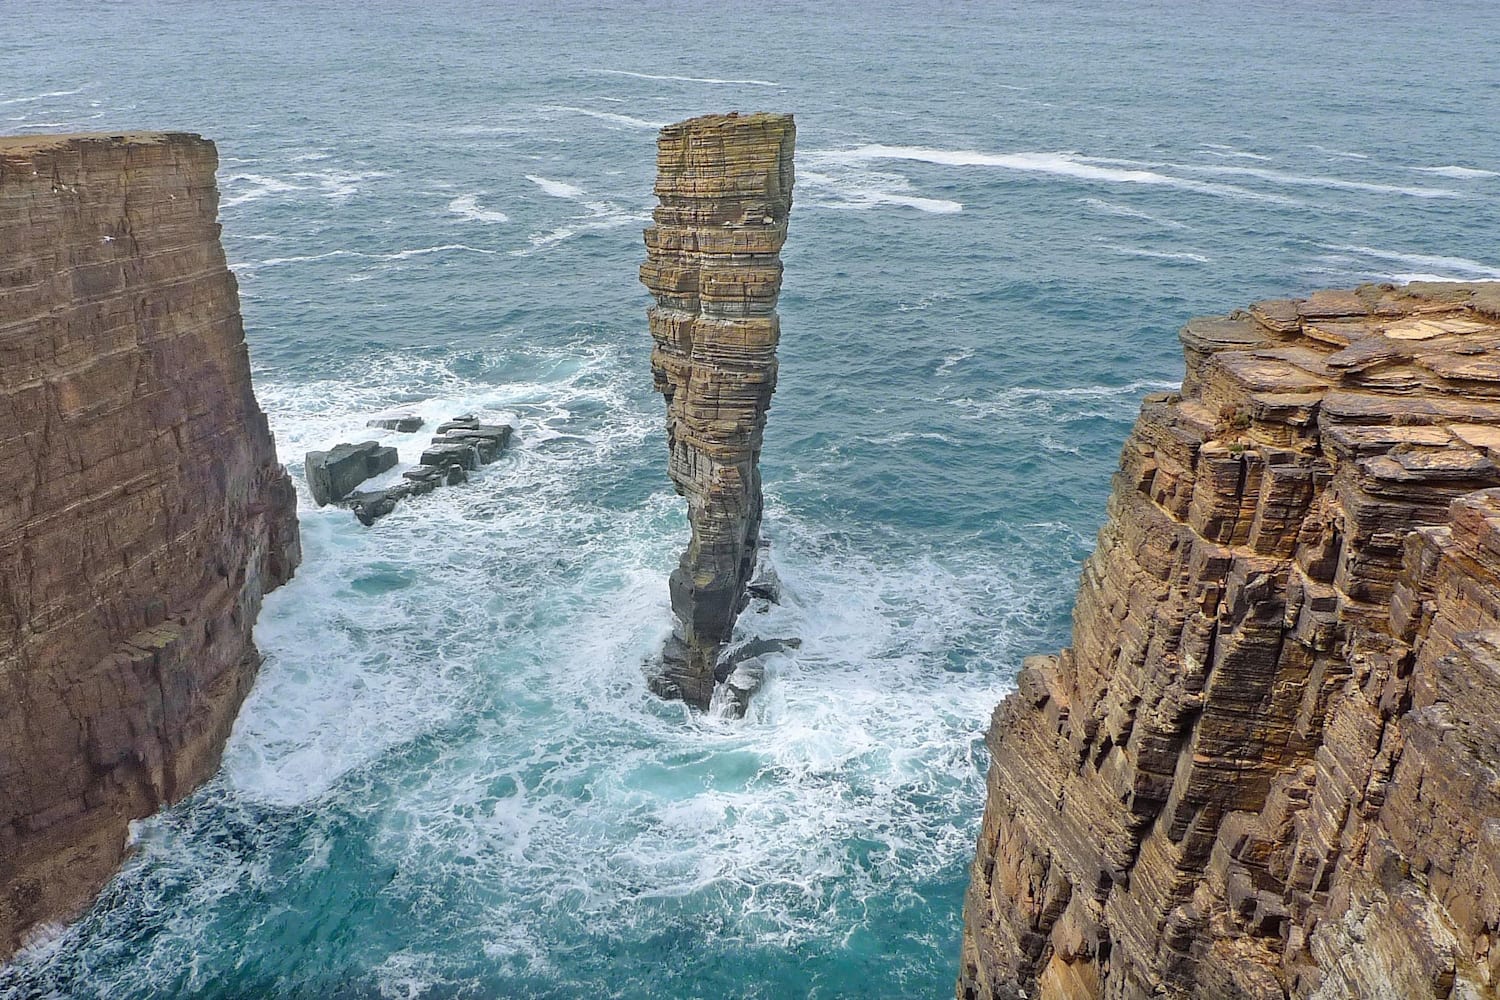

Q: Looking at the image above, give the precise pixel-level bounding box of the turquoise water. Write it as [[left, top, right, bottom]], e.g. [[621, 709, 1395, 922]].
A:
[[3, 2, 1499, 996]]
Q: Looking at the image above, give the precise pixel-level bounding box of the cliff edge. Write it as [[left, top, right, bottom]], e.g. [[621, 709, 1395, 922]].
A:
[[960, 282, 1500, 999], [0, 132, 300, 956]]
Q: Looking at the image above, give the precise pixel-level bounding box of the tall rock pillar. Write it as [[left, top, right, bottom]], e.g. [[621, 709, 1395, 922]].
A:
[[640, 112, 795, 710]]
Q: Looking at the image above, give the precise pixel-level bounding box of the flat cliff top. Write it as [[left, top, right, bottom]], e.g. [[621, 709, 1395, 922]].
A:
[[658, 111, 793, 134], [0, 130, 208, 161], [1188, 280, 1500, 410]]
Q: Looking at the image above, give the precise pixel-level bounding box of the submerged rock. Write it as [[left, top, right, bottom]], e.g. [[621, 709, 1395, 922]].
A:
[[304, 440, 398, 506]]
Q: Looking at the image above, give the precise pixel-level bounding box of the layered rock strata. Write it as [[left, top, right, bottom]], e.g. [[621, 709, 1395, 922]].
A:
[[640, 112, 795, 710], [960, 282, 1500, 1000], [0, 132, 300, 956]]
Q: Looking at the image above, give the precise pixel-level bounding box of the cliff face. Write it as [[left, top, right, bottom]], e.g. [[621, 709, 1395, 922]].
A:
[[960, 282, 1500, 999], [640, 112, 795, 709], [0, 132, 300, 955]]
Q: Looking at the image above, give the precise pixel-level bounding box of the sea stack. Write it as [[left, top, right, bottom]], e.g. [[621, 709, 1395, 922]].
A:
[[0, 132, 300, 955], [640, 112, 795, 710], [958, 283, 1500, 999]]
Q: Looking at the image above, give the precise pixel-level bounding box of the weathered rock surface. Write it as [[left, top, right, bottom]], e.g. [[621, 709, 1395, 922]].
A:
[[640, 112, 795, 710], [0, 132, 300, 956], [959, 282, 1500, 1000], [346, 416, 511, 525], [304, 440, 398, 506]]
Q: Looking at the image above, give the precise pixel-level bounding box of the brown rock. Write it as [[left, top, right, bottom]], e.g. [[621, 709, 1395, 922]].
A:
[[640, 112, 795, 710], [958, 282, 1500, 999], [0, 132, 300, 957]]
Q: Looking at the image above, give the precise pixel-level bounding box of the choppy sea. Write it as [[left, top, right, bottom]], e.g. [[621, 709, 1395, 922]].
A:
[[2, 2, 1498, 996]]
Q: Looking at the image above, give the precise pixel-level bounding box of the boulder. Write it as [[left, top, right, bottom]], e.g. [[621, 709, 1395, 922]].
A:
[[304, 441, 399, 506]]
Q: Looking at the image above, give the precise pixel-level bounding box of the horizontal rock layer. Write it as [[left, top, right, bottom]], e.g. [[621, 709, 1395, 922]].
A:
[[641, 112, 795, 709], [959, 282, 1500, 999], [0, 132, 300, 956]]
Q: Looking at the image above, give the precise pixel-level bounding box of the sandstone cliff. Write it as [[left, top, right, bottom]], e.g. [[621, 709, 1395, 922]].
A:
[[640, 112, 795, 710], [960, 282, 1500, 999], [0, 132, 300, 955]]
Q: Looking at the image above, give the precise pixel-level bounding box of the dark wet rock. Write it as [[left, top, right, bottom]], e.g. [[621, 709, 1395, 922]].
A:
[[420, 442, 481, 471], [745, 559, 783, 606], [716, 636, 801, 678], [347, 416, 503, 525], [367, 413, 425, 433], [305, 441, 399, 506]]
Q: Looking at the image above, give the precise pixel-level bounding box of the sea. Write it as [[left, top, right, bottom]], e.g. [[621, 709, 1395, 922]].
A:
[[2, 2, 1497, 997]]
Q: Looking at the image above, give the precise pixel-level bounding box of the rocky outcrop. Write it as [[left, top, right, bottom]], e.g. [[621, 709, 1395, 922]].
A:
[[959, 282, 1500, 1000], [305, 440, 398, 506], [640, 112, 795, 710], [340, 416, 513, 525], [0, 132, 300, 956]]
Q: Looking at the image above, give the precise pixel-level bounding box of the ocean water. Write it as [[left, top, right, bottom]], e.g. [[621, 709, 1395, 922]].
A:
[[3, 2, 1498, 996]]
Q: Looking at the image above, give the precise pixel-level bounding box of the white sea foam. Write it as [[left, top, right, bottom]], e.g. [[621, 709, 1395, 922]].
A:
[[0, 86, 88, 105], [545, 105, 667, 130], [798, 168, 962, 214], [956, 379, 1181, 422], [1080, 155, 1460, 199], [1323, 244, 1500, 280], [248, 244, 501, 269], [219, 173, 306, 208], [447, 194, 509, 224], [1101, 242, 1211, 263], [1178, 162, 1458, 198], [520, 213, 650, 253], [524, 175, 586, 200], [588, 68, 781, 87], [292, 168, 390, 201], [1201, 143, 1272, 161], [516, 176, 649, 251], [236, 341, 1032, 959], [1412, 164, 1498, 179], [807, 145, 1292, 203], [1308, 144, 1370, 159], [936, 347, 973, 373], [1078, 197, 1189, 229]]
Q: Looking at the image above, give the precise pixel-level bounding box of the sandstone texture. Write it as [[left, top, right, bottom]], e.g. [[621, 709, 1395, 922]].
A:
[[640, 112, 795, 710], [0, 132, 300, 956], [960, 282, 1500, 1000]]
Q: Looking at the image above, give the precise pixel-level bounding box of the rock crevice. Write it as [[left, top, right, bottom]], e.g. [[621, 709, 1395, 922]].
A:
[[959, 282, 1500, 999], [640, 112, 795, 710], [0, 132, 300, 955]]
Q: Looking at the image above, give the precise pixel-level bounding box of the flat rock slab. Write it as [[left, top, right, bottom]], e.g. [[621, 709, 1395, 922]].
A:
[[305, 441, 399, 506]]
